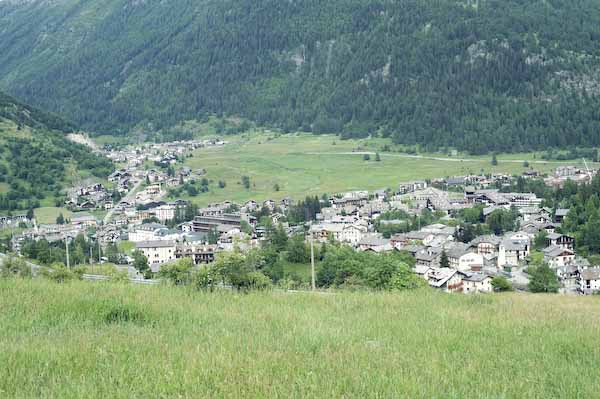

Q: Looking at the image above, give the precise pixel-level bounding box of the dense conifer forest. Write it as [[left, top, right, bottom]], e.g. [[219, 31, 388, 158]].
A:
[[1, 0, 599, 153]]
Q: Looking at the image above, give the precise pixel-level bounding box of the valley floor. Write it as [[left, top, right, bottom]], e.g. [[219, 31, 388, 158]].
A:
[[1, 279, 599, 398], [180, 133, 594, 206]]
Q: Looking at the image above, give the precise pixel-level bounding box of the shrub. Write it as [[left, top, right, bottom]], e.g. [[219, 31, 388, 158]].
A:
[[42, 263, 80, 283], [528, 263, 559, 293], [491, 276, 513, 292], [248, 272, 272, 291], [158, 258, 194, 285], [192, 266, 217, 291], [0, 254, 32, 278]]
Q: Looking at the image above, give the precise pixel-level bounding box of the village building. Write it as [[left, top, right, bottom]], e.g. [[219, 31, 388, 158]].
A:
[[469, 235, 501, 255], [175, 242, 217, 265], [136, 240, 176, 272], [462, 273, 493, 294], [579, 268, 600, 295], [193, 213, 242, 234], [498, 237, 530, 269], [542, 246, 576, 269], [546, 233, 575, 250], [423, 268, 466, 293], [128, 223, 168, 242]]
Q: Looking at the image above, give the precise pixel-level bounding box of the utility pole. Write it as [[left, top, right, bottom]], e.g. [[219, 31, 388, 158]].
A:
[[310, 232, 316, 291], [98, 239, 101, 263], [65, 237, 70, 269]]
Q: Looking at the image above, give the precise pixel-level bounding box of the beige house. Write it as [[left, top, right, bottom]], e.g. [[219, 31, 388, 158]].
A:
[[136, 240, 176, 272], [462, 274, 493, 294]]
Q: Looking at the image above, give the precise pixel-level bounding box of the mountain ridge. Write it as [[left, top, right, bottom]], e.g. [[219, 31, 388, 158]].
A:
[[1, 0, 600, 153]]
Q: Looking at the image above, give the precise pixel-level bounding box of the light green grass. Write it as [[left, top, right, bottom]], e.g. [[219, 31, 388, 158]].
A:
[[34, 207, 72, 224], [0, 182, 9, 194], [282, 261, 318, 282], [1, 279, 599, 398], [117, 240, 135, 254], [182, 133, 594, 206]]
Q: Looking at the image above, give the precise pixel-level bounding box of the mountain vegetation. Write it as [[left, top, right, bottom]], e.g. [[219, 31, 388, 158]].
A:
[[1, 0, 600, 153], [0, 91, 113, 212]]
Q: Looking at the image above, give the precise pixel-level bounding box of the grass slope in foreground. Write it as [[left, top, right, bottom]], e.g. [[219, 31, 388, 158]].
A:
[[182, 133, 595, 206], [1, 279, 599, 398]]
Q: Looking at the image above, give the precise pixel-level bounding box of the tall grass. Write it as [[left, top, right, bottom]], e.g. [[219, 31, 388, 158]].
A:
[[1, 279, 599, 398]]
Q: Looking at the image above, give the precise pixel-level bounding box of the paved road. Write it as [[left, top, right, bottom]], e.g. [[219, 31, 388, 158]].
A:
[[103, 178, 144, 224], [306, 151, 584, 165]]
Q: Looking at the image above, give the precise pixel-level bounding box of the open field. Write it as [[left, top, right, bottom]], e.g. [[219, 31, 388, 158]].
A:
[[1, 279, 599, 398], [33, 207, 72, 225], [181, 133, 597, 206]]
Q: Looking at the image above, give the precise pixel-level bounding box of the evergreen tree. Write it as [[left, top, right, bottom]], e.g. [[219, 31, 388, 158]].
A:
[[440, 250, 450, 268]]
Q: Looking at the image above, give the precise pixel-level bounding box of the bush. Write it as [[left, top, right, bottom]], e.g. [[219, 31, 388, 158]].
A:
[[388, 265, 427, 291], [248, 272, 272, 291], [158, 258, 194, 285], [192, 266, 217, 291], [41, 263, 80, 283], [0, 254, 32, 278], [491, 276, 513, 292], [528, 263, 559, 293]]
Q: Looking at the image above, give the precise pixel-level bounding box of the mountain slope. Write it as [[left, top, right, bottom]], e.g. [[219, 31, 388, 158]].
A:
[[0, 91, 113, 212], [1, 0, 600, 153]]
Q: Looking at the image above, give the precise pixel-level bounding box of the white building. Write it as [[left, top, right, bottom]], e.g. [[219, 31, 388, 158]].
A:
[[462, 274, 493, 294], [153, 204, 178, 221], [136, 240, 176, 272], [498, 237, 530, 269], [579, 268, 600, 295], [128, 223, 168, 243], [457, 252, 484, 272]]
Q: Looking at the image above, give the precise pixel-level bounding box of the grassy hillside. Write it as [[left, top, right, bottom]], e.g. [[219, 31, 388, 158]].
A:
[[1, 1, 600, 152], [174, 133, 596, 206], [1, 278, 599, 398], [0, 91, 113, 213]]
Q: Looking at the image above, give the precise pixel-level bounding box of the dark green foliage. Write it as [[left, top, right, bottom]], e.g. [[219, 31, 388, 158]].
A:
[[528, 263, 560, 293], [534, 231, 548, 250], [132, 250, 151, 279], [440, 250, 450, 268], [158, 258, 194, 286], [491, 276, 513, 292], [241, 176, 251, 190], [316, 246, 423, 290], [21, 234, 101, 267], [1, 1, 600, 152], [104, 305, 149, 325], [285, 234, 310, 264], [286, 196, 322, 224], [0, 91, 113, 212], [486, 208, 519, 236]]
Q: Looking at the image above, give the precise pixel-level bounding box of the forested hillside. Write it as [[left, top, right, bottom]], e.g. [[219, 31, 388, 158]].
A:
[[1, 0, 600, 153], [0, 91, 113, 212]]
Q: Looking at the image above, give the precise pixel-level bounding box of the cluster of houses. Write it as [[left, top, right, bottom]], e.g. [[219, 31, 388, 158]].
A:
[[303, 183, 598, 294], [104, 138, 225, 166], [544, 166, 595, 188], [4, 139, 600, 296]]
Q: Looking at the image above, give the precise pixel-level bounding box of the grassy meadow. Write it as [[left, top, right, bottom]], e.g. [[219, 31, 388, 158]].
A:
[[181, 133, 595, 206], [33, 207, 72, 225], [1, 278, 599, 398]]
